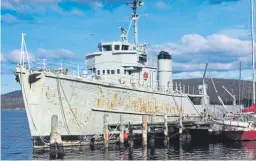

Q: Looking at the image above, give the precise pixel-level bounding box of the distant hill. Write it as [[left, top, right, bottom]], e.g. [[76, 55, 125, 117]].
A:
[[1, 90, 25, 110], [1, 78, 255, 110], [175, 78, 255, 107]]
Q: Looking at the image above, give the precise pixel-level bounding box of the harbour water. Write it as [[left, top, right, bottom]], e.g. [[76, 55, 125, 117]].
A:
[[2, 110, 256, 160]]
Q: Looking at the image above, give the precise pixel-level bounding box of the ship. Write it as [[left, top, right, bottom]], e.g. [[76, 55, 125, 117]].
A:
[[211, 0, 256, 141], [15, 0, 206, 148], [213, 112, 256, 141]]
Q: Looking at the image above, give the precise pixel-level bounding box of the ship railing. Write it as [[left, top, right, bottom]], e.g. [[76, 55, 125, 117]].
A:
[[95, 74, 166, 92], [172, 81, 201, 95], [29, 58, 87, 76], [30, 59, 199, 95], [146, 57, 157, 68]]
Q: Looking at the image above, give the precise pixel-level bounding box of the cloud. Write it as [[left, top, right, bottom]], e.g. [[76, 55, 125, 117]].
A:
[[148, 31, 253, 75], [69, 9, 85, 16], [209, 0, 240, 4], [217, 28, 250, 39], [1, 0, 84, 20], [173, 62, 239, 72], [1, 54, 6, 62], [1, 0, 58, 13], [155, 1, 168, 9], [149, 33, 251, 64], [90, 1, 103, 10], [37, 48, 75, 60], [4, 49, 36, 63], [1, 14, 20, 24], [51, 5, 85, 16], [173, 69, 253, 80]]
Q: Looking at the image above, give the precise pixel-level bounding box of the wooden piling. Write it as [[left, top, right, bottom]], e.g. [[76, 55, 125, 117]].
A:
[[90, 138, 95, 150], [128, 122, 134, 148], [179, 107, 183, 134], [149, 115, 155, 148], [103, 114, 109, 149], [50, 115, 58, 160], [49, 115, 64, 159], [142, 115, 147, 147], [164, 114, 169, 147], [119, 115, 124, 148]]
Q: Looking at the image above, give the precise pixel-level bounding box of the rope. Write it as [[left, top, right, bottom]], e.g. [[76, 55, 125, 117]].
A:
[[57, 75, 87, 135], [56, 76, 71, 135]]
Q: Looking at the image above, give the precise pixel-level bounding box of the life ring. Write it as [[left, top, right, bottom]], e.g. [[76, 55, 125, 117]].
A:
[[143, 72, 149, 79]]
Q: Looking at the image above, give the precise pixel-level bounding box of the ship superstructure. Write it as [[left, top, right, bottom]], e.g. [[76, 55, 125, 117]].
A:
[[15, 0, 205, 148]]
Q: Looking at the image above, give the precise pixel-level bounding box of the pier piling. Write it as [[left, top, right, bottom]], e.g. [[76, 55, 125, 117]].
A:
[[149, 115, 155, 148], [163, 114, 169, 147], [128, 122, 134, 148], [90, 138, 95, 150], [49, 115, 64, 159], [103, 114, 109, 149], [142, 115, 147, 147], [119, 115, 124, 148], [179, 109, 183, 134]]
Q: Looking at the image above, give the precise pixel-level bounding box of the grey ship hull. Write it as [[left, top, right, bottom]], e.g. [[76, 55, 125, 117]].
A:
[[16, 66, 202, 148]]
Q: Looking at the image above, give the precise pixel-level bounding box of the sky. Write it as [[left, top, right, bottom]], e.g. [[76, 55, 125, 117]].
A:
[[1, 0, 256, 94]]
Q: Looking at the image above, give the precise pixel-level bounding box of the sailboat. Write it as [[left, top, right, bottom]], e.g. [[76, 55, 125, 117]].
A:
[[213, 0, 256, 141]]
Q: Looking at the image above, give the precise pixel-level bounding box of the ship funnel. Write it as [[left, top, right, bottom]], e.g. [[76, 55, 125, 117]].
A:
[[158, 51, 172, 91]]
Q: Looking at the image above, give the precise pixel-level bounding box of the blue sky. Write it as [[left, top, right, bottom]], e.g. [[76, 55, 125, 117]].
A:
[[1, 0, 255, 94]]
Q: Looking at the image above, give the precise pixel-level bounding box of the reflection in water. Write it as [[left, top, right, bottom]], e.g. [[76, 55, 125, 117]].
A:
[[242, 141, 256, 160], [149, 148, 156, 160], [142, 147, 147, 160], [128, 148, 133, 160], [103, 148, 109, 160], [10, 139, 256, 160], [3, 111, 256, 160]]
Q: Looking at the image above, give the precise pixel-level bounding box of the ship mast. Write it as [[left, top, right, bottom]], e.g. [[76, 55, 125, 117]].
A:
[[19, 33, 31, 70], [126, 0, 144, 45], [250, 0, 255, 104]]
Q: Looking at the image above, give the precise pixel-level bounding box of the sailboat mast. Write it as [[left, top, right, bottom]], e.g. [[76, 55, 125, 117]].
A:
[[250, 0, 255, 104], [239, 61, 242, 105]]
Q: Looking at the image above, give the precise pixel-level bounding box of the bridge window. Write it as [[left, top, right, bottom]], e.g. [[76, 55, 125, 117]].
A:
[[122, 45, 129, 50], [114, 45, 120, 50], [107, 70, 110, 74], [103, 70, 105, 75], [117, 69, 120, 74], [102, 45, 112, 51], [97, 70, 100, 75], [111, 70, 115, 74]]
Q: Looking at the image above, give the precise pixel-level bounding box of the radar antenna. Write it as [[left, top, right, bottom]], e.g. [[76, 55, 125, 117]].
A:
[[126, 0, 144, 45], [120, 26, 128, 42]]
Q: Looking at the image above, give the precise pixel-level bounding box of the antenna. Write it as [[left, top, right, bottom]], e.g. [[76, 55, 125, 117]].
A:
[[126, 0, 144, 45], [120, 26, 128, 42]]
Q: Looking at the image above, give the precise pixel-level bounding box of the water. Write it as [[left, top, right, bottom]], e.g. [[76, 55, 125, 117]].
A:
[[2, 110, 256, 160]]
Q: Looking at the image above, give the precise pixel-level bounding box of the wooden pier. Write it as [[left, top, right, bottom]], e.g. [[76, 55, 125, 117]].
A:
[[43, 114, 222, 160]]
